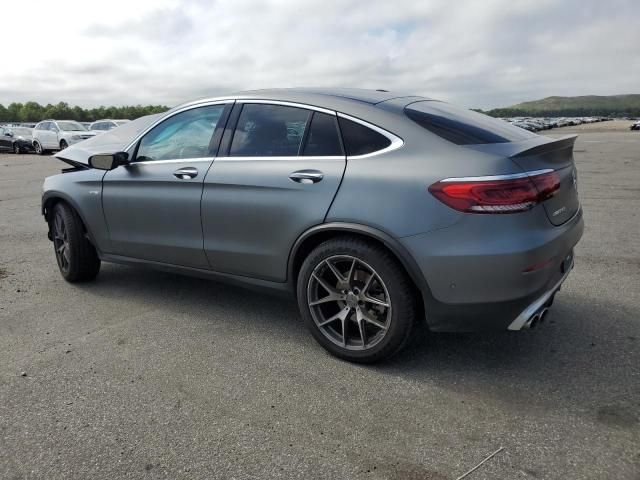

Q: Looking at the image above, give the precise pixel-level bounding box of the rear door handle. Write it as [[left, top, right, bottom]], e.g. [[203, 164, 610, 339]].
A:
[[173, 167, 198, 179], [289, 170, 324, 184]]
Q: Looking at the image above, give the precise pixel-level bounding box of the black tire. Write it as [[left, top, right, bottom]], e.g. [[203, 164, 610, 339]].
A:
[[60, 139, 68, 150], [297, 237, 417, 363], [34, 141, 44, 155], [50, 202, 101, 282], [13, 143, 21, 154]]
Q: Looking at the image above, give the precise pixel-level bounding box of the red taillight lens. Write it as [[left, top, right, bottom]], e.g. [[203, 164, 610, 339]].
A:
[[429, 170, 561, 214]]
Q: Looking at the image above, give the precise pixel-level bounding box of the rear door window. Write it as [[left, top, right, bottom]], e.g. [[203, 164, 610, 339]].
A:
[[405, 101, 537, 145], [337, 117, 391, 156], [302, 112, 343, 156], [230, 104, 311, 157]]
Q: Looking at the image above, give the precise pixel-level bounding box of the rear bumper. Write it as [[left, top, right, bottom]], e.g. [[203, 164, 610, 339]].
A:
[[400, 206, 584, 332]]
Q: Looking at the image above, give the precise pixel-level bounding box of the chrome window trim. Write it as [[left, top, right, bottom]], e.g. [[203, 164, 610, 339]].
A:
[[123, 100, 234, 153], [131, 157, 215, 166], [236, 99, 336, 116], [440, 169, 554, 183], [337, 112, 404, 159], [215, 155, 344, 162]]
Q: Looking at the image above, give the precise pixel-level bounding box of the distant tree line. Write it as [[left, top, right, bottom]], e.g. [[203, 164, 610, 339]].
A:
[[0, 101, 169, 123], [480, 107, 640, 118]]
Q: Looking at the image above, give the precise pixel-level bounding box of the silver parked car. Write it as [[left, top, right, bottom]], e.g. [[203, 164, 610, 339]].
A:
[[42, 88, 583, 362], [32, 120, 98, 154], [88, 119, 131, 133]]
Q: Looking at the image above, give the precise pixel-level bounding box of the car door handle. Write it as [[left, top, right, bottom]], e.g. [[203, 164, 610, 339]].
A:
[[289, 170, 324, 184], [173, 167, 198, 179]]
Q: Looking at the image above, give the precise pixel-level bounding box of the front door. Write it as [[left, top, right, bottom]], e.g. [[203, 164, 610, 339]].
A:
[[101, 103, 230, 269], [202, 102, 347, 281]]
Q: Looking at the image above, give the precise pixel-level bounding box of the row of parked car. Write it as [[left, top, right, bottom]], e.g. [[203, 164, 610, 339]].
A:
[[0, 119, 130, 154], [503, 116, 613, 132]]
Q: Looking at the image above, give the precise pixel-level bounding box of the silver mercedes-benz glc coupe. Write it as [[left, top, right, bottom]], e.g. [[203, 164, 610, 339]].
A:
[[42, 88, 583, 362]]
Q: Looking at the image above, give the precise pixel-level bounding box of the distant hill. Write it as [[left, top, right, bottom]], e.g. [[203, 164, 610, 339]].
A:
[[483, 94, 640, 117]]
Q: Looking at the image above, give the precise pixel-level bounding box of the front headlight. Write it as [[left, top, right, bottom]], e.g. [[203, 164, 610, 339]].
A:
[[71, 135, 82, 140]]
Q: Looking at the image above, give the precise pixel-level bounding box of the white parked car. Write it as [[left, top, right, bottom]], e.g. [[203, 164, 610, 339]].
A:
[[88, 119, 131, 133], [32, 120, 98, 154]]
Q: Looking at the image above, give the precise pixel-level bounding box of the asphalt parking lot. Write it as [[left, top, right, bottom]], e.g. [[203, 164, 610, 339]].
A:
[[1, 122, 639, 479]]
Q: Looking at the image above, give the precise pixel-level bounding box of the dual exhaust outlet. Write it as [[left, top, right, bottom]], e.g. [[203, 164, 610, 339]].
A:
[[523, 307, 550, 329]]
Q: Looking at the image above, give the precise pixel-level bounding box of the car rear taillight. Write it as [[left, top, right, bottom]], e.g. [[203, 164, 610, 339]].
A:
[[429, 169, 561, 214]]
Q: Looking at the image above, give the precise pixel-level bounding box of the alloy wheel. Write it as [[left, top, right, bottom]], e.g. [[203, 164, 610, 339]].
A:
[[307, 255, 392, 351], [34, 142, 42, 154], [53, 212, 70, 273], [13, 143, 20, 154]]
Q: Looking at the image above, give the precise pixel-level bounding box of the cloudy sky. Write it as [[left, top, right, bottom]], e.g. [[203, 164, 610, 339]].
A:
[[2, 0, 638, 109]]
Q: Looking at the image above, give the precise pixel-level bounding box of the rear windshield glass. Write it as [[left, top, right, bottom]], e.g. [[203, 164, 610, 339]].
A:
[[405, 101, 536, 145]]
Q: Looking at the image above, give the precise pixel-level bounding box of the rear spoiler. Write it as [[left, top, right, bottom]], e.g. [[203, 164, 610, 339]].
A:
[[465, 135, 577, 160], [510, 135, 577, 158]]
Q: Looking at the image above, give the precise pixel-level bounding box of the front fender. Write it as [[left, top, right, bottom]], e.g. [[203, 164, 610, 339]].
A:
[[42, 170, 110, 254]]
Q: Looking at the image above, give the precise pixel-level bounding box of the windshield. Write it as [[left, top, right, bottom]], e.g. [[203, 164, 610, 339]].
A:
[[11, 128, 32, 136], [58, 121, 87, 131]]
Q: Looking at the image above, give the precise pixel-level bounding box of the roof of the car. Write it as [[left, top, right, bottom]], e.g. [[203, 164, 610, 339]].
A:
[[235, 88, 429, 104], [176, 88, 431, 114]]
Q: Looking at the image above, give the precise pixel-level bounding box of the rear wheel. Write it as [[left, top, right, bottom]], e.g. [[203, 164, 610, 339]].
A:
[[297, 237, 417, 363], [13, 143, 21, 154], [51, 202, 101, 282]]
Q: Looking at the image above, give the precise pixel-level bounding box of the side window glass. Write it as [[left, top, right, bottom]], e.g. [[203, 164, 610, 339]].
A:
[[303, 112, 343, 156], [338, 117, 391, 156], [230, 104, 311, 157], [136, 105, 225, 161]]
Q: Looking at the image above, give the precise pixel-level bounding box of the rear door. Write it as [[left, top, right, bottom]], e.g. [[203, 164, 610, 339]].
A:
[[38, 122, 56, 148], [101, 102, 231, 268], [202, 102, 346, 281]]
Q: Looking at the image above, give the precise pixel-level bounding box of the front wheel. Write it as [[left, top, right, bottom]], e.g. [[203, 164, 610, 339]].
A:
[[60, 139, 68, 150], [13, 143, 21, 154], [51, 202, 101, 282], [297, 237, 417, 363], [34, 141, 44, 155]]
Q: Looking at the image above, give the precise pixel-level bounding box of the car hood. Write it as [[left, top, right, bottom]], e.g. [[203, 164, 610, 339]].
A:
[[54, 113, 163, 165]]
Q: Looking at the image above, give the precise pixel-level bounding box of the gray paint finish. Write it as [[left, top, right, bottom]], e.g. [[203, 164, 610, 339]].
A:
[[43, 88, 583, 332]]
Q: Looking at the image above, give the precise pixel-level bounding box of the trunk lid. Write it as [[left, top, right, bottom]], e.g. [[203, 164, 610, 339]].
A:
[[467, 135, 580, 225]]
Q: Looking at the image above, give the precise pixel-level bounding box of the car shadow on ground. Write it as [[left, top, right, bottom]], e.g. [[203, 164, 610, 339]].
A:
[[78, 263, 639, 426]]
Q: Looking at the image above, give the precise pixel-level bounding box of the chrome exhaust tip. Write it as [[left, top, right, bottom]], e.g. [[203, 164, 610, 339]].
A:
[[539, 308, 549, 322], [524, 313, 540, 329]]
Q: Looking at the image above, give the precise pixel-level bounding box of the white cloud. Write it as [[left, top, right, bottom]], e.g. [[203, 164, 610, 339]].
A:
[[1, 0, 638, 109]]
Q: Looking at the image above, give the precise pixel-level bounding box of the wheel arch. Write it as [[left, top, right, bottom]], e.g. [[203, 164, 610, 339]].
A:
[[288, 222, 433, 321], [42, 192, 97, 247]]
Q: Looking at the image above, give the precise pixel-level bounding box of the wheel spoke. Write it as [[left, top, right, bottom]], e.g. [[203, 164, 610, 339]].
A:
[[363, 295, 390, 308], [346, 258, 357, 286], [341, 315, 349, 347], [309, 293, 344, 306], [362, 271, 377, 295], [312, 272, 339, 295], [317, 306, 350, 328], [356, 314, 367, 347], [357, 308, 387, 330], [324, 259, 346, 283]]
